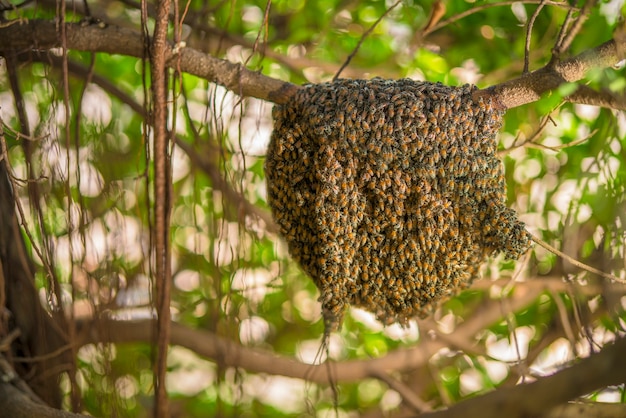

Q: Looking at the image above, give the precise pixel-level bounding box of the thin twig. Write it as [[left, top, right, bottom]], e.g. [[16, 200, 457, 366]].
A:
[[531, 234, 625, 283], [552, 6, 575, 60], [553, 0, 598, 59], [524, 0, 548, 74], [373, 370, 433, 413], [333, 0, 401, 81], [424, 0, 575, 36], [524, 129, 597, 152], [548, 289, 577, 351], [497, 109, 559, 156]]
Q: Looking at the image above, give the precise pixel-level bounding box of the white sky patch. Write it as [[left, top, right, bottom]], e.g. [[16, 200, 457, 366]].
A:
[[574, 103, 601, 121], [115, 274, 151, 307], [436, 312, 457, 334], [171, 146, 191, 182], [511, 2, 528, 23], [78, 161, 104, 197], [550, 179, 579, 215], [174, 269, 200, 292], [609, 137, 622, 155], [239, 316, 270, 345], [486, 326, 535, 362], [576, 203, 592, 224], [212, 221, 252, 266], [242, 5, 263, 26], [317, 407, 350, 418], [227, 98, 272, 157], [451, 59, 482, 85], [460, 368, 484, 396], [380, 389, 402, 411], [232, 268, 274, 304], [167, 346, 216, 396], [247, 376, 308, 414], [296, 334, 344, 364], [388, 22, 412, 53], [103, 210, 145, 263], [293, 289, 322, 322], [513, 157, 542, 184], [600, 0, 625, 25], [383, 321, 419, 342], [483, 359, 509, 384], [350, 307, 384, 332], [82, 84, 112, 126], [531, 338, 574, 375], [115, 375, 139, 399]]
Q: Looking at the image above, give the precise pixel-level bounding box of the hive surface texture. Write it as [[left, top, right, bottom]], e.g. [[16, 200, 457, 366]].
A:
[[265, 78, 531, 330]]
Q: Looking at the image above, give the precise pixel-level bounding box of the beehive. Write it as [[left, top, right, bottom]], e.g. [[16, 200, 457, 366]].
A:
[[265, 78, 531, 330]]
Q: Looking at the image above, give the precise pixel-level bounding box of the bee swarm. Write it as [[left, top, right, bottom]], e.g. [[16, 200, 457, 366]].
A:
[[265, 78, 531, 330]]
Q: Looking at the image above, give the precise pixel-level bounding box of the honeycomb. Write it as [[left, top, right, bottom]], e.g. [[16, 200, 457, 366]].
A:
[[265, 78, 531, 330]]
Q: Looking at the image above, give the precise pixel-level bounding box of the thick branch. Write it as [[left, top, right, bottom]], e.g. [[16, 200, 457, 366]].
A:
[[1, 20, 624, 109], [484, 39, 625, 109], [80, 287, 541, 384], [0, 20, 299, 104], [418, 337, 626, 418], [0, 380, 86, 418], [545, 402, 626, 418]]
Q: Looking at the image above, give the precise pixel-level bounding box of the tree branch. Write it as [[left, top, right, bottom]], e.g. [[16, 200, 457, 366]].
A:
[[149, 0, 173, 415], [78, 286, 542, 385], [545, 402, 626, 418], [483, 39, 625, 109], [0, 380, 86, 418], [0, 19, 299, 104], [1, 20, 623, 110], [417, 337, 626, 418]]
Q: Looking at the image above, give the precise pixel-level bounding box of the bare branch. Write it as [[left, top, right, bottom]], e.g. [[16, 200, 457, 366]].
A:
[[79, 287, 542, 385], [1, 19, 624, 111], [0, 379, 87, 418], [545, 402, 626, 418], [417, 337, 626, 418], [373, 371, 432, 413], [482, 39, 625, 109], [523, 1, 548, 74], [150, 0, 173, 415], [333, 0, 401, 81], [566, 85, 626, 109], [0, 19, 299, 104]]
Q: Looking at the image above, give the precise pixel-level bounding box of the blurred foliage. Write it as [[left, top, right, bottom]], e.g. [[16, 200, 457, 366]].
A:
[[0, 0, 625, 417]]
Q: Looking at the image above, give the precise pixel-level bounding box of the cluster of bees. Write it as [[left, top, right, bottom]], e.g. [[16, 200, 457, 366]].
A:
[[265, 78, 531, 330]]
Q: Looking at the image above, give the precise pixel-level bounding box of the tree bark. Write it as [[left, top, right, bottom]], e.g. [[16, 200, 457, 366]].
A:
[[0, 20, 623, 108], [0, 157, 67, 406], [0, 380, 86, 418]]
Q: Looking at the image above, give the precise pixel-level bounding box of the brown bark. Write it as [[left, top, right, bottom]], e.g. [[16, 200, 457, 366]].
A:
[[150, 1, 173, 416], [1, 20, 623, 109], [0, 19, 299, 104], [417, 337, 626, 418], [0, 380, 86, 418], [484, 39, 625, 109], [0, 153, 67, 406]]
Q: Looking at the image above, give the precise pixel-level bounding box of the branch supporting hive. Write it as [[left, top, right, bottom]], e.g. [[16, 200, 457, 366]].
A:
[[266, 78, 531, 330]]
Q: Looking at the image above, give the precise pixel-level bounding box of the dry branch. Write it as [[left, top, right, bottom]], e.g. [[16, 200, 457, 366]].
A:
[[484, 39, 625, 109], [0, 20, 624, 109], [150, 1, 173, 416], [0, 19, 299, 104], [80, 287, 541, 385], [83, 318, 626, 418], [418, 337, 626, 418], [0, 380, 87, 418]]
